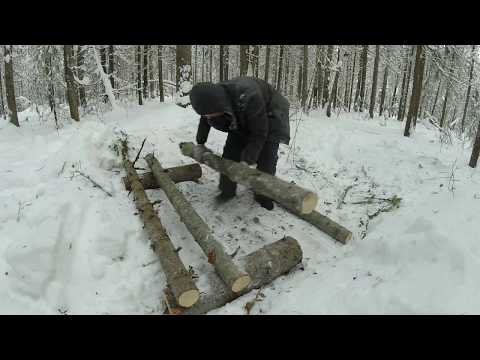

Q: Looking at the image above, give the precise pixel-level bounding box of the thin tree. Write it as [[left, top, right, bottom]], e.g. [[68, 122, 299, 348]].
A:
[[264, 45, 271, 82], [379, 47, 389, 117], [143, 45, 149, 99], [209, 46, 213, 82], [108, 45, 115, 90], [440, 47, 455, 128], [400, 46, 415, 121], [284, 47, 290, 95], [176, 45, 192, 107], [301, 45, 308, 110], [240, 45, 249, 76], [358, 45, 368, 112], [193, 45, 198, 84], [63, 45, 80, 121], [316, 45, 325, 108], [348, 46, 357, 112], [44, 46, 58, 126], [149, 46, 155, 98], [100, 45, 108, 103], [369, 45, 380, 118], [0, 58, 5, 119], [158, 45, 164, 102], [322, 45, 334, 107], [136, 45, 143, 105], [404, 45, 426, 137], [276, 45, 284, 91], [469, 118, 480, 168], [252, 45, 259, 78], [219, 45, 227, 81], [327, 48, 341, 117], [461, 45, 476, 133], [3, 45, 18, 126], [76, 45, 87, 108]]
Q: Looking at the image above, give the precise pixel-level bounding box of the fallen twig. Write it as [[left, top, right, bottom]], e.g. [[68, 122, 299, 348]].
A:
[[337, 184, 356, 209], [75, 171, 113, 197], [132, 138, 147, 168]]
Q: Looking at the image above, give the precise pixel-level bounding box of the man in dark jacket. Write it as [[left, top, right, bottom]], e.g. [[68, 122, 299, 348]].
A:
[[189, 76, 290, 210]]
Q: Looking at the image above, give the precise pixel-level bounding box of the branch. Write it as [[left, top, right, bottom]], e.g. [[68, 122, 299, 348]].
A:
[[75, 171, 113, 197], [132, 138, 147, 168]]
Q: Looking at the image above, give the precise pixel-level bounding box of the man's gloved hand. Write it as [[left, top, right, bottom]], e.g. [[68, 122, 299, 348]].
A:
[[193, 144, 209, 162], [239, 161, 257, 169]]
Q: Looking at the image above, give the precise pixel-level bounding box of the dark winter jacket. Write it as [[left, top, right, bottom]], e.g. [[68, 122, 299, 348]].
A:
[[190, 77, 290, 165]]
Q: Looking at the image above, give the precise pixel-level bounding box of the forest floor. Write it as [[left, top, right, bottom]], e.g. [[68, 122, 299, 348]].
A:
[[0, 98, 479, 315]]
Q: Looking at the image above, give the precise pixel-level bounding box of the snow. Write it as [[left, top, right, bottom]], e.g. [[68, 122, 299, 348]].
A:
[[0, 101, 479, 315]]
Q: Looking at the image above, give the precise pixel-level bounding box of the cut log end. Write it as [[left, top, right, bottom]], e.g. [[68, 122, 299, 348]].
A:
[[301, 192, 318, 214], [231, 274, 252, 293], [178, 289, 200, 308]]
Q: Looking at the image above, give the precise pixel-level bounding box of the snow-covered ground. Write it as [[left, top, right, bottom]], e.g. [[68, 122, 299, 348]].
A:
[[0, 99, 478, 315]]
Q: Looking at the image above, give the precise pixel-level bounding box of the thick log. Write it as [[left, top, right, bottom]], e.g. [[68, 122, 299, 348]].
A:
[[120, 140, 199, 308], [145, 153, 251, 293], [286, 208, 352, 244], [123, 163, 202, 191], [177, 236, 303, 315], [179, 142, 318, 214]]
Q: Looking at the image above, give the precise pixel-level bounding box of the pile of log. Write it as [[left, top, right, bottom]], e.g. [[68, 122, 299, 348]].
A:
[[120, 139, 303, 314], [120, 138, 353, 315]]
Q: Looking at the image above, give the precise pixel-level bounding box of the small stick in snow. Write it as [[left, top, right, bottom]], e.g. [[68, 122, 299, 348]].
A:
[[337, 184, 356, 209], [132, 138, 147, 168], [75, 171, 113, 197]]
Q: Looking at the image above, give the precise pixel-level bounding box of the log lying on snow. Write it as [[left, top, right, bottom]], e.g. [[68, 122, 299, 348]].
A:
[[122, 163, 202, 191], [120, 141, 199, 308], [179, 142, 318, 214], [285, 208, 352, 244], [145, 153, 251, 293], [168, 236, 303, 315]]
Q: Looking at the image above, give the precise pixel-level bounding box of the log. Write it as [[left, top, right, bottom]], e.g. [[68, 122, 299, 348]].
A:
[[145, 153, 251, 293], [177, 236, 303, 315], [179, 142, 318, 214], [120, 140, 199, 308], [122, 163, 202, 191], [285, 208, 353, 244]]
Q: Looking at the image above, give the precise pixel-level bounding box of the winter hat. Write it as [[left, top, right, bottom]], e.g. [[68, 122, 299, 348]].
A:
[[189, 82, 230, 115]]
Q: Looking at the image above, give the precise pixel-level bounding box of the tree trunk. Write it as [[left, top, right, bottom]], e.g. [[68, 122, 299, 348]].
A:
[[369, 45, 380, 118], [316, 45, 325, 109], [224, 45, 229, 81], [149, 46, 155, 98], [123, 163, 202, 191], [389, 72, 399, 117], [276, 45, 284, 91], [176, 45, 192, 107], [63, 45, 80, 122], [284, 47, 290, 95], [0, 56, 5, 119], [397, 47, 410, 121], [77, 45, 87, 108], [120, 141, 199, 308], [136, 45, 143, 105], [3, 46, 18, 126], [326, 49, 341, 117], [209, 46, 213, 82], [358, 45, 368, 112], [193, 45, 198, 84], [400, 46, 415, 121], [145, 153, 251, 293], [180, 142, 319, 214], [252, 45, 259, 78], [297, 64, 303, 101], [158, 45, 164, 102], [108, 45, 115, 91], [301, 45, 308, 111], [322, 45, 334, 108], [469, 119, 480, 168], [431, 78, 441, 117], [219, 45, 226, 81], [348, 47, 357, 112], [462, 45, 476, 133], [264, 45, 270, 82], [240, 45, 249, 77], [379, 48, 389, 117], [440, 49, 455, 128], [179, 236, 302, 315], [92, 46, 118, 110], [404, 45, 425, 137], [99, 46, 108, 103], [143, 45, 149, 99], [44, 47, 58, 127]]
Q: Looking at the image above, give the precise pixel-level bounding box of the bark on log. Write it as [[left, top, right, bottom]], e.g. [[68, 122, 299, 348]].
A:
[[123, 163, 202, 191], [285, 208, 352, 244], [120, 140, 199, 308], [179, 142, 318, 214], [145, 153, 251, 293], [174, 236, 303, 315]]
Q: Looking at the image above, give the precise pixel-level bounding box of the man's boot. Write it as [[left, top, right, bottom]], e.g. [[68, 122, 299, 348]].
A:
[[254, 193, 274, 210]]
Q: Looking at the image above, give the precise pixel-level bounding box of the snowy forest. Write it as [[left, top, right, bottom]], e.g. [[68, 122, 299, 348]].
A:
[[1, 44, 479, 315]]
